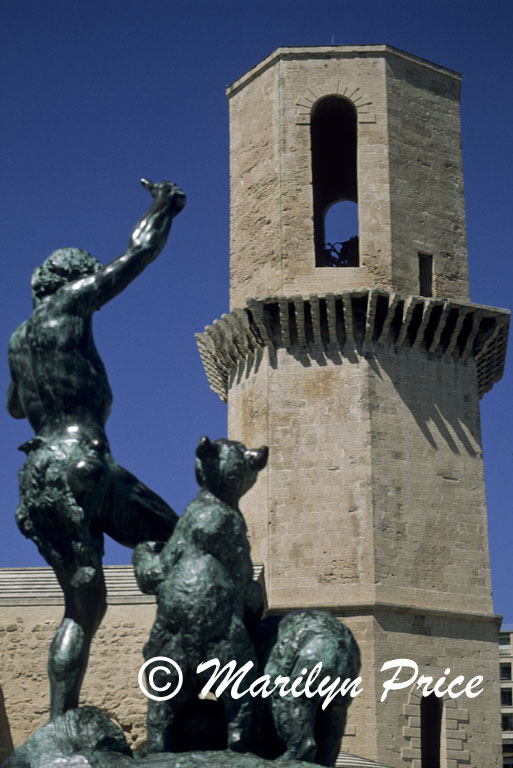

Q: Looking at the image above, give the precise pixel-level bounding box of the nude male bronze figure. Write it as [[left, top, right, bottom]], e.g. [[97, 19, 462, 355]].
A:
[[7, 179, 185, 719]]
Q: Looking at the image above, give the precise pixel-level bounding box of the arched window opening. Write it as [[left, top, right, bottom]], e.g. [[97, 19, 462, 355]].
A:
[[420, 695, 442, 768], [311, 96, 358, 267]]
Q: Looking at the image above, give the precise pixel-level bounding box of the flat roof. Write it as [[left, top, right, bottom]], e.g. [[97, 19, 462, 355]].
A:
[[0, 564, 266, 607], [227, 44, 461, 99]]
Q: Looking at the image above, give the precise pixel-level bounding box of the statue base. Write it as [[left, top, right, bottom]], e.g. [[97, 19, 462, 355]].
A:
[[4, 707, 315, 768]]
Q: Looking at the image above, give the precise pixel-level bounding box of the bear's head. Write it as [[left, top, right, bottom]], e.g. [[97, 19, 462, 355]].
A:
[[195, 437, 268, 508]]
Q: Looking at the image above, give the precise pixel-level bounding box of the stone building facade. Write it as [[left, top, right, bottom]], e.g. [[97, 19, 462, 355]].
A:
[[0, 567, 155, 762], [196, 45, 510, 767], [499, 624, 513, 766]]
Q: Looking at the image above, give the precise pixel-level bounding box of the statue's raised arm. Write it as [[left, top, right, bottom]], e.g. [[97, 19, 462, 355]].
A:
[[64, 179, 185, 314]]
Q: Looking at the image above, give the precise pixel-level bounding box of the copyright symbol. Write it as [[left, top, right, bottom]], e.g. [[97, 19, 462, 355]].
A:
[[138, 656, 183, 701]]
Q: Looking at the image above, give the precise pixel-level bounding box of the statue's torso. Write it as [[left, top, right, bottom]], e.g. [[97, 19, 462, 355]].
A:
[[9, 298, 113, 437]]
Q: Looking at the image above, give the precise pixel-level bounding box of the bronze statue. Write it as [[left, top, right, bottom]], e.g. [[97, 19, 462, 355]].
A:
[[5, 181, 361, 768], [134, 437, 268, 754], [255, 610, 361, 765], [133, 438, 360, 765], [7, 179, 185, 719]]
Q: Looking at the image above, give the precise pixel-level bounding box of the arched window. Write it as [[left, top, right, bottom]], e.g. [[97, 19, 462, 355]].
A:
[[311, 96, 358, 267], [420, 695, 442, 768]]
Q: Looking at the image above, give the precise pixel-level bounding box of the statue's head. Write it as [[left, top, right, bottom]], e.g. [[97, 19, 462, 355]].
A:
[[195, 436, 268, 508], [31, 248, 102, 305]]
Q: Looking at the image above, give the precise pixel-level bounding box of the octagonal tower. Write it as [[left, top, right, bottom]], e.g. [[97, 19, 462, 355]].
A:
[[197, 46, 509, 767]]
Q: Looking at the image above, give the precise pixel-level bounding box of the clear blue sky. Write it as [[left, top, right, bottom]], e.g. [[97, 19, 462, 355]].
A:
[[1, 0, 512, 619]]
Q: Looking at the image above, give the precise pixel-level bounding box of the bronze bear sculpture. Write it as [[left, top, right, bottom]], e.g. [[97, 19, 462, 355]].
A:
[[134, 437, 267, 754]]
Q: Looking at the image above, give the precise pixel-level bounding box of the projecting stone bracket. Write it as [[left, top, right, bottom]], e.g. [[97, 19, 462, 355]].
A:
[[195, 290, 509, 403]]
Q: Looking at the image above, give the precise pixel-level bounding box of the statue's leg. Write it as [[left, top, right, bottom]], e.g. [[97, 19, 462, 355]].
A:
[[223, 688, 257, 753], [146, 687, 191, 753], [49, 564, 107, 719], [102, 455, 178, 547], [314, 703, 347, 767], [143, 636, 192, 753], [16, 444, 107, 720], [269, 693, 317, 762], [213, 620, 259, 753]]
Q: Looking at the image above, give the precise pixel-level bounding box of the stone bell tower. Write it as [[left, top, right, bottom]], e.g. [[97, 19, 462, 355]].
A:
[[197, 46, 509, 767]]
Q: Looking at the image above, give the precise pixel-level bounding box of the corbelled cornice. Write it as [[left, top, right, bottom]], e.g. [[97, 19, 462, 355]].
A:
[[196, 290, 509, 402]]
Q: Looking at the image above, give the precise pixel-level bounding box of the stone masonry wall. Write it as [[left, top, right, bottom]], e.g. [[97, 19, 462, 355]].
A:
[[370, 611, 501, 768], [229, 342, 493, 616], [368, 345, 492, 613], [228, 48, 392, 307], [227, 46, 469, 308], [228, 60, 281, 309], [385, 54, 469, 300], [225, 329, 501, 765], [0, 596, 156, 762], [333, 611, 501, 768]]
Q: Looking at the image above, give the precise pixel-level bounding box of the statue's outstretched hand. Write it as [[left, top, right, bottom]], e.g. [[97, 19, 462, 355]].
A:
[[129, 178, 186, 253], [62, 179, 186, 311], [140, 178, 186, 217]]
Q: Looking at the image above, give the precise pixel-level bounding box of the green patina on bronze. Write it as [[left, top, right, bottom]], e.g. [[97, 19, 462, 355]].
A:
[[6, 182, 360, 767], [7, 180, 185, 720], [134, 437, 268, 754], [256, 610, 361, 765], [134, 438, 360, 765]]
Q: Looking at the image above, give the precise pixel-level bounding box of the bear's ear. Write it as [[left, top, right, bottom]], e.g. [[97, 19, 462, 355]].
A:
[[244, 445, 268, 471], [196, 435, 218, 461]]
